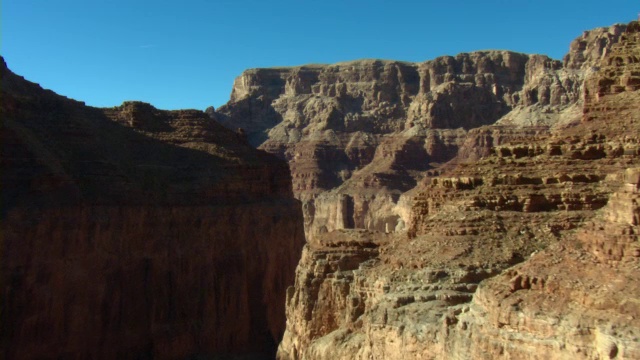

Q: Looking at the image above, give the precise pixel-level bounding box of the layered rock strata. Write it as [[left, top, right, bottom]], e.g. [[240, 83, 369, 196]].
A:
[[452, 167, 640, 359], [259, 21, 640, 359], [1, 58, 305, 359], [216, 23, 627, 241]]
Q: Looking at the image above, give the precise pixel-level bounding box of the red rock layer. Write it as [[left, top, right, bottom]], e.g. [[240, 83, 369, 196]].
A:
[[215, 26, 625, 242], [274, 20, 640, 359], [1, 58, 305, 359]]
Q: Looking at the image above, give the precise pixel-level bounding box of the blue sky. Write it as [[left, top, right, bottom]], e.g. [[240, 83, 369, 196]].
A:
[[2, 1, 637, 110]]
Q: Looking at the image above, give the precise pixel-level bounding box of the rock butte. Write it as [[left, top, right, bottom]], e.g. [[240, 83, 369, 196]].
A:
[[1, 19, 640, 360]]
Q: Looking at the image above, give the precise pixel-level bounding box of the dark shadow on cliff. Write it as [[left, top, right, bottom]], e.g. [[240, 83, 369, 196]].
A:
[[215, 96, 284, 148], [0, 56, 305, 360]]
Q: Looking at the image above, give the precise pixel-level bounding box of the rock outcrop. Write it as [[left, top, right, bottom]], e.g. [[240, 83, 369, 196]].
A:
[[4, 17, 638, 360], [216, 23, 628, 243], [454, 167, 640, 359], [452, 25, 640, 359], [1, 57, 305, 359], [214, 20, 640, 359]]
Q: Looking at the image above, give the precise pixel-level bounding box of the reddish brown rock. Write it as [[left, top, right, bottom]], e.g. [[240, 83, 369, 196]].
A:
[[0, 58, 305, 359], [269, 21, 640, 359], [584, 21, 640, 122], [216, 25, 624, 243], [564, 23, 627, 70], [4, 17, 638, 360], [459, 166, 640, 359]]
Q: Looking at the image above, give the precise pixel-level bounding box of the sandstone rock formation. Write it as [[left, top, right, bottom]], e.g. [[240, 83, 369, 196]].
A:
[[1, 57, 305, 359], [213, 20, 640, 359], [4, 17, 639, 360], [454, 167, 640, 359], [216, 23, 628, 243]]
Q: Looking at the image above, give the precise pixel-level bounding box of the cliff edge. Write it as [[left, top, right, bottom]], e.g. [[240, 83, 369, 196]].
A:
[[1, 57, 305, 359], [214, 20, 640, 359]]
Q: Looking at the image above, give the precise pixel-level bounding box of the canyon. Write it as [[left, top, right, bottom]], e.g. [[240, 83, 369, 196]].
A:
[[1, 58, 305, 358], [214, 20, 640, 359], [2, 18, 639, 360]]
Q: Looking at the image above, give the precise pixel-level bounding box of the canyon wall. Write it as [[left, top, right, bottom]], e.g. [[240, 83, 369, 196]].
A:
[[3, 18, 637, 360], [216, 23, 626, 241], [216, 21, 640, 359], [0, 58, 305, 359]]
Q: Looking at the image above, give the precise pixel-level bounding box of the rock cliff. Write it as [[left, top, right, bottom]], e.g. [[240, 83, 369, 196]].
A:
[[1, 58, 305, 359], [214, 20, 640, 359], [4, 17, 638, 360], [216, 23, 627, 241]]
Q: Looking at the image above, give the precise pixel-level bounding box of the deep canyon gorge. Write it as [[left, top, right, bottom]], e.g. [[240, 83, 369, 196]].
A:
[[2, 19, 640, 359]]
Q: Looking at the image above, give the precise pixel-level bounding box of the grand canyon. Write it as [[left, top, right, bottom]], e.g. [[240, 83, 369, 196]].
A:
[[2, 19, 639, 359]]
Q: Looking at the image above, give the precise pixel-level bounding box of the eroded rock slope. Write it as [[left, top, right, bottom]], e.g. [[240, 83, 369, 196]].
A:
[[216, 23, 626, 241], [1, 58, 305, 359], [216, 20, 640, 359]]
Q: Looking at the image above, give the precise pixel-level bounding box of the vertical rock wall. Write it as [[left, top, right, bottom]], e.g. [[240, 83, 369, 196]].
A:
[[216, 25, 626, 240], [261, 21, 640, 359], [1, 59, 305, 359]]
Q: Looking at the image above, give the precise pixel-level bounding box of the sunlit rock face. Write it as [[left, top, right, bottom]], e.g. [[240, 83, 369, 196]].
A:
[[1, 58, 305, 359], [216, 24, 626, 242], [4, 17, 638, 360], [218, 21, 640, 359]]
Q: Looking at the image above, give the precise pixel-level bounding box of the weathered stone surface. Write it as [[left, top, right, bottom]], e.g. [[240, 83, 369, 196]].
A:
[[584, 21, 640, 122], [216, 23, 627, 243], [564, 23, 627, 70], [264, 21, 640, 359], [5, 17, 639, 360], [1, 57, 305, 359], [457, 167, 640, 359]]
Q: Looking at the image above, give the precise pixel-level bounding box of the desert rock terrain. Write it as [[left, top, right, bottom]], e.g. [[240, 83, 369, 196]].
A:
[[216, 21, 640, 359], [1, 58, 305, 359], [2, 17, 640, 360]]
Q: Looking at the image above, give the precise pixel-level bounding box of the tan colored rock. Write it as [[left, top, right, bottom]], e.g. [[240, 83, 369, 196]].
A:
[[275, 20, 640, 360], [564, 23, 627, 70], [215, 24, 627, 246]]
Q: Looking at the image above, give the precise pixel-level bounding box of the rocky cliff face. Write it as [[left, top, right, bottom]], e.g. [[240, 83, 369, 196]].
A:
[[4, 18, 637, 360], [452, 167, 640, 359], [216, 23, 627, 242], [1, 58, 305, 359], [215, 21, 640, 359]]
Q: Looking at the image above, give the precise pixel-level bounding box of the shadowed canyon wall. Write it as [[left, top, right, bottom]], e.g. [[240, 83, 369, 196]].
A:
[[1, 58, 305, 359], [3, 18, 639, 360]]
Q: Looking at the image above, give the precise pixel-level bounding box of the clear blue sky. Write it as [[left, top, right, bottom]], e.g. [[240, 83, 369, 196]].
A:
[[2, 1, 637, 110]]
